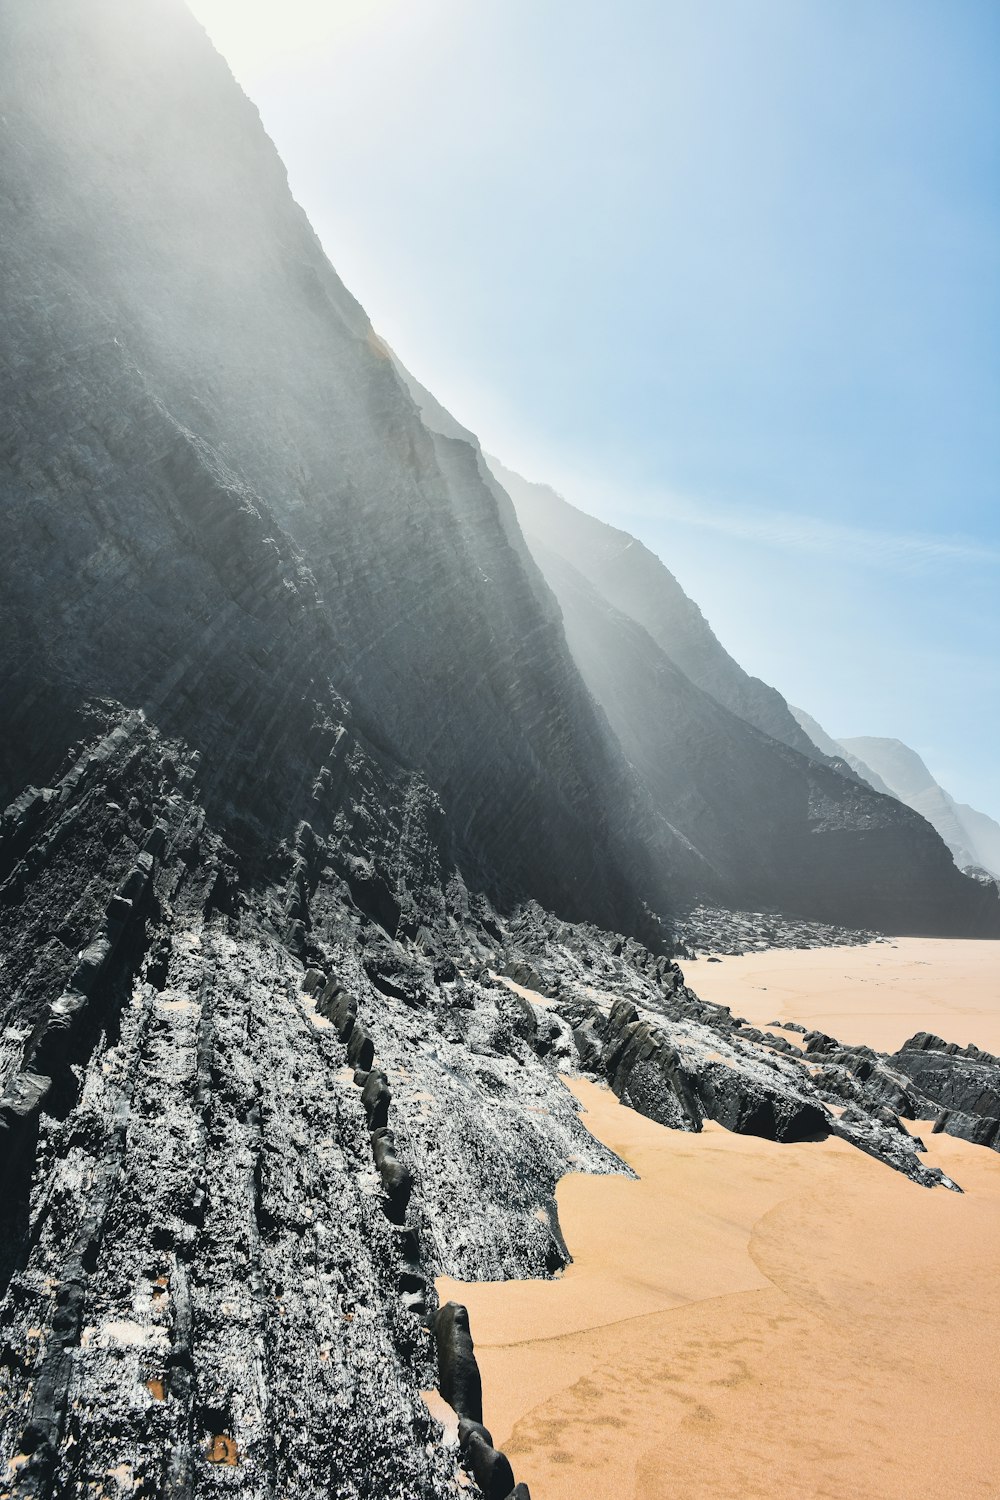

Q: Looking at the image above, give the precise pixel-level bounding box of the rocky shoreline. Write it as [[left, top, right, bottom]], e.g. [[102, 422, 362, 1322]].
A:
[[672, 903, 883, 957], [2, 708, 998, 1495]]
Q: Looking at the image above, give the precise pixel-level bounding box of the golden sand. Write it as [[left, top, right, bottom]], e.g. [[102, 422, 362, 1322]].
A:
[[686, 936, 1000, 1053], [438, 939, 1000, 1500]]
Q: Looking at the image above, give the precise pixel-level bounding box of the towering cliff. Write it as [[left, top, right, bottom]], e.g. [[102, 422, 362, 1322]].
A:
[[791, 711, 1000, 880], [840, 738, 1000, 879], [0, 0, 681, 942], [789, 707, 898, 796], [3, 0, 994, 954], [488, 458, 821, 756], [485, 461, 997, 933]]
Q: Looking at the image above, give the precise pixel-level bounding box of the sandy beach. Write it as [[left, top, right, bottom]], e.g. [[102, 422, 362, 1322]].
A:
[[438, 938, 1000, 1500], [685, 936, 1000, 1053]]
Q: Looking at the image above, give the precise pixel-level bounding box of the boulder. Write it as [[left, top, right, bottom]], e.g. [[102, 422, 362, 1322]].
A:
[[435, 1302, 482, 1422]]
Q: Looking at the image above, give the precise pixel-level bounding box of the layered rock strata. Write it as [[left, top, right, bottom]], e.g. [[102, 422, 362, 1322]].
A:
[[0, 0, 685, 944], [5, 702, 998, 1493]]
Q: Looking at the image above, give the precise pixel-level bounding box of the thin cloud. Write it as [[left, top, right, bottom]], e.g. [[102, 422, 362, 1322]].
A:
[[614, 490, 1000, 575]]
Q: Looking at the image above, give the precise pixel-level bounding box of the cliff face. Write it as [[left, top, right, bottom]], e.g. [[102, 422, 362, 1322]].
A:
[[3, 0, 993, 949], [0, 0, 670, 941], [794, 711, 1000, 881], [522, 543, 999, 933], [789, 707, 899, 797], [488, 458, 822, 756], [840, 738, 1000, 879], [953, 805, 1000, 882], [491, 465, 998, 935]]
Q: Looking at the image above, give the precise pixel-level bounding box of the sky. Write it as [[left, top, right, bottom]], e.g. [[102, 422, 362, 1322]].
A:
[[187, 0, 1000, 816]]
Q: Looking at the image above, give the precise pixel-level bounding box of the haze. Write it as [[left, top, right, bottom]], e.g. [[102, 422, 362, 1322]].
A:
[[187, 0, 1000, 816]]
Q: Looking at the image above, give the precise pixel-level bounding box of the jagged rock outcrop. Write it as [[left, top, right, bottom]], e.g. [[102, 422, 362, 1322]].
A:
[[490, 910, 959, 1189], [891, 1034, 1000, 1152], [0, 718, 456, 1498], [0, 699, 987, 1494], [0, 709, 585, 1496], [760, 1024, 1000, 1162], [672, 905, 881, 956]]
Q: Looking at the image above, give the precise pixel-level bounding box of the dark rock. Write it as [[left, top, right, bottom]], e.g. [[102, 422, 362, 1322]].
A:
[[371, 1132, 413, 1223], [890, 1033, 1000, 1150], [457, 1417, 495, 1452], [330, 992, 359, 1042], [694, 1063, 829, 1144], [361, 1070, 392, 1131], [346, 1026, 376, 1074], [435, 1302, 483, 1422], [931, 1108, 1000, 1150], [317, 975, 344, 1010], [500, 958, 559, 999], [464, 1431, 516, 1500]]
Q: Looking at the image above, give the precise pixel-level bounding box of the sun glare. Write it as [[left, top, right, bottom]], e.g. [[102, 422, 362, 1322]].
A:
[[187, 0, 394, 80]]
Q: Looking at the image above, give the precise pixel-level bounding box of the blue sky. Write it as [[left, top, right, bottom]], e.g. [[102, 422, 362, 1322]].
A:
[[189, 0, 1000, 815]]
